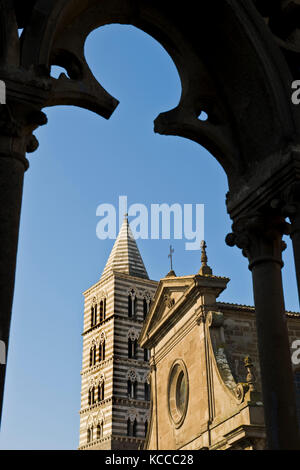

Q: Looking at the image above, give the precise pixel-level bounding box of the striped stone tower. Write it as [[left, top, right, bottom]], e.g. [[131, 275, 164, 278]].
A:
[[79, 215, 158, 450]]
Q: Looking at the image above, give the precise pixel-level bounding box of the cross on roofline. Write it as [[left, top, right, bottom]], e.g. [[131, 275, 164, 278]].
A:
[[168, 245, 174, 271]]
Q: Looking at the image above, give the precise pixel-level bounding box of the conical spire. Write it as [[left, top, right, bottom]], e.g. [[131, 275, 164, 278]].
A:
[[101, 214, 149, 280]]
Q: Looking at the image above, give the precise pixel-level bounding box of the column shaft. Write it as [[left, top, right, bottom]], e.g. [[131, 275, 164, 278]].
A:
[[251, 257, 300, 449], [0, 155, 25, 424]]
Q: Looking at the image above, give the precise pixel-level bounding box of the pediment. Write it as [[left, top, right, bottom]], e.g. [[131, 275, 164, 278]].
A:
[[140, 276, 195, 345]]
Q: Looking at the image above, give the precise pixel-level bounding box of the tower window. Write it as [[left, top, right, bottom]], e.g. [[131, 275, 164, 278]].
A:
[[97, 421, 103, 440], [144, 348, 150, 362], [144, 420, 148, 437], [128, 295, 132, 318], [133, 418, 137, 437], [128, 338, 137, 359], [88, 387, 95, 406], [91, 304, 97, 327], [99, 340, 105, 362], [127, 418, 137, 437], [144, 382, 150, 401], [90, 345, 96, 367], [127, 379, 137, 399], [143, 298, 147, 319], [98, 382, 104, 402], [127, 418, 131, 436], [99, 300, 104, 323], [128, 291, 137, 318]]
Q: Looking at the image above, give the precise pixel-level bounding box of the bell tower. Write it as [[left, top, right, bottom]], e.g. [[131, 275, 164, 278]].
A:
[[78, 215, 158, 450]]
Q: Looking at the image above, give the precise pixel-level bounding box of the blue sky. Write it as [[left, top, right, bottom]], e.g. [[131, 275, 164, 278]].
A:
[[0, 25, 298, 450]]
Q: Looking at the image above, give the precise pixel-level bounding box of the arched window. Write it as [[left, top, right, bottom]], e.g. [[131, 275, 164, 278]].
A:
[[128, 294, 132, 318], [128, 290, 137, 318], [99, 300, 104, 323], [87, 428, 91, 443], [127, 379, 137, 399], [88, 387, 95, 406], [128, 338, 137, 359], [90, 344, 96, 367], [103, 298, 106, 320], [127, 418, 137, 437], [90, 306, 93, 327], [144, 420, 148, 437], [127, 379, 131, 397], [127, 418, 131, 436], [94, 304, 97, 324], [97, 422, 103, 440], [99, 340, 105, 362], [134, 296, 137, 316], [144, 382, 150, 401], [144, 348, 150, 362], [143, 298, 148, 319], [133, 418, 137, 437], [295, 370, 300, 426], [98, 381, 104, 401]]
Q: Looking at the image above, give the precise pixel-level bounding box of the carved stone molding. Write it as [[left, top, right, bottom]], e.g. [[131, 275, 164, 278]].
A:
[[226, 214, 290, 269]]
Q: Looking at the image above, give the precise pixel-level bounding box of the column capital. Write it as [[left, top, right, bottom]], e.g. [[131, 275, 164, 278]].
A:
[[226, 214, 289, 270], [0, 102, 47, 170]]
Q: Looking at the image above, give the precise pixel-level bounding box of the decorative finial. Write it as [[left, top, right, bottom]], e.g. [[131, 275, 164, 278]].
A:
[[199, 240, 212, 275], [124, 213, 128, 219], [168, 245, 174, 271], [201, 240, 208, 266], [166, 245, 176, 277]]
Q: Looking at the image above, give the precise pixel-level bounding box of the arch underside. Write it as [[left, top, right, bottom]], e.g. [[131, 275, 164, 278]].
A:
[[3, 0, 300, 196]]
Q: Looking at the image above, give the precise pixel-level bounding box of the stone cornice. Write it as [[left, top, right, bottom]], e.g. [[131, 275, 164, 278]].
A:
[[112, 396, 150, 408], [81, 357, 113, 376], [217, 301, 300, 317], [112, 271, 158, 286], [79, 397, 112, 415], [78, 434, 111, 450], [79, 433, 145, 449], [82, 314, 113, 337], [113, 356, 149, 370]]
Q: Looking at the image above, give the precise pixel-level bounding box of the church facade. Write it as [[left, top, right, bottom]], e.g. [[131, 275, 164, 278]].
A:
[[139, 244, 300, 450]]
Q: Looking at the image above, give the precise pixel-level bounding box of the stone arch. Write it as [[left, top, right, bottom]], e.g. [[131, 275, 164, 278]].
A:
[[98, 330, 106, 344], [95, 409, 105, 425], [89, 337, 97, 348], [141, 371, 150, 384], [127, 287, 137, 297], [126, 369, 137, 383], [126, 407, 139, 423], [1, 1, 299, 448], [19, 0, 299, 188], [86, 414, 94, 429], [96, 372, 105, 385]]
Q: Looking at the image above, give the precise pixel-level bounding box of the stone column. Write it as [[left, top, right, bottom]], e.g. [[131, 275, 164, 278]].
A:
[[0, 102, 46, 424], [226, 215, 300, 450]]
